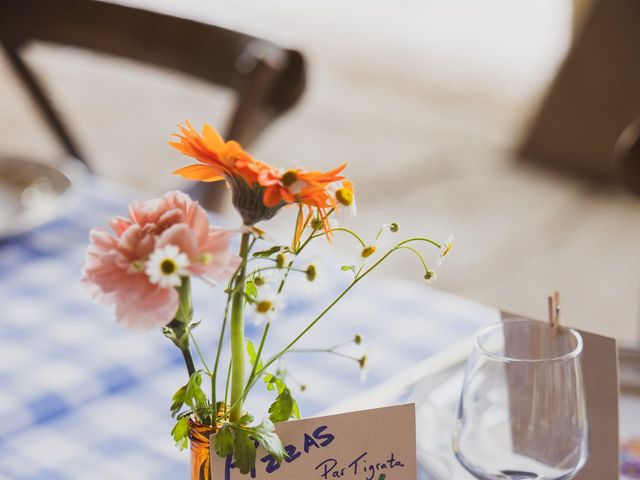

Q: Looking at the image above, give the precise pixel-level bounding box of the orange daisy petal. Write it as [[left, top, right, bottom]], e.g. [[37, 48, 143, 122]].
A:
[[263, 186, 283, 207], [173, 164, 224, 182]]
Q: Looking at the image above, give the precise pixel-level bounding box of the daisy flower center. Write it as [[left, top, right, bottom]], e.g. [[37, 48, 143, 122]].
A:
[[256, 300, 273, 313], [362, 245, 377, 258], [336, 187, 354, 206], [305, 264, 317, 282], [161, 258, 177, 274]]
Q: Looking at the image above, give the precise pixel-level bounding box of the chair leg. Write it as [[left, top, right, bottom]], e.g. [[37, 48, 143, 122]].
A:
[[195, 51, 282, 211], [2, 42, 88, 168]]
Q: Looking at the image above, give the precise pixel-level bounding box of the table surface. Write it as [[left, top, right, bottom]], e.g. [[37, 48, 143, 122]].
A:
[[0, 177, 499, 479]]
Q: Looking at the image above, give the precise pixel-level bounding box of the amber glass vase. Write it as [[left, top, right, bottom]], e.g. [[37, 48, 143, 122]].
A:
[[189, 418, 217, 480]]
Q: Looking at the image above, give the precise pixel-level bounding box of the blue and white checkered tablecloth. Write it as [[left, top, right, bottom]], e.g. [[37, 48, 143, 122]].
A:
[[0, 177, 498, 479]]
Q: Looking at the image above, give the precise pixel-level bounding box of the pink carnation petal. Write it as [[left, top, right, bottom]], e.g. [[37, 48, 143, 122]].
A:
[[109, 217, 132, 237], [156, 224, 200, 259], [115, 287, 179, 331]]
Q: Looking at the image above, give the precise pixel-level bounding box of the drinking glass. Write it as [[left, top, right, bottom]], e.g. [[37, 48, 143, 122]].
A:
[[453, 320, 588, 480]]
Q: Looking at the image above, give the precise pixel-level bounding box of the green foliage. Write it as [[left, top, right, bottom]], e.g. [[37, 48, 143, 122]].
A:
[[245, 418, 285, 463], [262, 372, 300, 422], [233, 429, 256, 474], [171, 416, 189, 450], [184, 371, 207, 410], [213, 415, 285, 474], [214, 424, 235, 458], [245, 280, 258, 300], [268, 387, 294, 422], [170, 384, 188, 418], [252, 246, 282, 258], [246, 338, 263, 371]]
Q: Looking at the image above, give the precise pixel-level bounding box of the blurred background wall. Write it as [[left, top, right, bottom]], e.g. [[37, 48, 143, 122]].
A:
[[1, 0, 639, 341]]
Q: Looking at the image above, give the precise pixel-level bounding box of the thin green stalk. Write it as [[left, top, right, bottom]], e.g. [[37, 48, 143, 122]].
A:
[[223, 359, 233, 418], [310, 227, 366, 247], [287, 348, 361, 362], [229, 231, 251, 421], [244, 322, 271, 392], [396, 245, 430, 275], [189, 332, 211, 374], [211, 278, 235, 422], [232, 247, 398, 411], [397, 237, 441, 249]]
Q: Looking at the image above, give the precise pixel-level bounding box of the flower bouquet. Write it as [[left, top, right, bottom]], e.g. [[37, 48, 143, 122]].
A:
[[82, 122, 450, 478]]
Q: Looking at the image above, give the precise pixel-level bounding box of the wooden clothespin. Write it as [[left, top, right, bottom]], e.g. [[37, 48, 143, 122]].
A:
[[547, 291, 561, 331]]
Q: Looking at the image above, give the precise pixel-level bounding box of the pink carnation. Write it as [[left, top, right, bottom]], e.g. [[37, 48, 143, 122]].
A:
[[82, 191, 241, 330]]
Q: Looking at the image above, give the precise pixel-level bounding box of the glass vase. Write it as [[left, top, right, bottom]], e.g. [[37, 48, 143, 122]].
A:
[[189, 418, 216, 480]]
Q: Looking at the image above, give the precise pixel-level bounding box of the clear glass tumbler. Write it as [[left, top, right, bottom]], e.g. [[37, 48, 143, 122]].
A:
[[453, 320, 588, 480]]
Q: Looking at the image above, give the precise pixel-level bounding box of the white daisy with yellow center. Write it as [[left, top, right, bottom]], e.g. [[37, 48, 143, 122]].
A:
[[145, 244, 190, 288], [330, 181, 357, 218], [439, 234, 453, 265], [250, 288, 284, 325]]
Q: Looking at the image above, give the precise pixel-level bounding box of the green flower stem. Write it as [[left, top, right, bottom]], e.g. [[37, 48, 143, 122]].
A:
[[180, 347, 196, 378], [287, 348, 361, 363], [167, 277, 196, 379], [189, 332, 211, 374], [397, 237, 441, 249], [231, 236, 441, 412], [211, 277, 235, 423], [229, 231, 252, 421], [310, 227, 366, 247], [244, 322, 271, 393], [223, 359, 233, 418], [231, 246, 399, 412], [396, 245, 430, 276]]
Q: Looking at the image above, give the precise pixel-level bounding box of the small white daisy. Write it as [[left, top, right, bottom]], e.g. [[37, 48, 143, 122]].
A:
[[360, 239, 386, 262], [439, 234, 453, 265], [145, 245, 189, 288], [329, 181, 357, 219], [249, 288, 284, 325]]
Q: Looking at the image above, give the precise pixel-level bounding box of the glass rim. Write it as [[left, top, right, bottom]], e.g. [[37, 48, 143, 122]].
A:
[[474, 319, 583, 364]]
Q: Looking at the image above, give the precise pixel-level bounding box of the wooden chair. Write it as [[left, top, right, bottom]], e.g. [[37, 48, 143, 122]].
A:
[[0, 0, 306, 206]]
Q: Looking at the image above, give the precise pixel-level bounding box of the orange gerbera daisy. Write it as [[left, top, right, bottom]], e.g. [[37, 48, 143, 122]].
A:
[[170, 122, 262, 185], [170, 122, 353, 239], [171, 123, 283, 225]]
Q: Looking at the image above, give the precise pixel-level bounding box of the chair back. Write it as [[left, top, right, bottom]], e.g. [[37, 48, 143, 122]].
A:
[[0, 0, 305, 169]]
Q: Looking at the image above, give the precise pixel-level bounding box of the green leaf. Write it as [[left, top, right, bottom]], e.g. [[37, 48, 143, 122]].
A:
[[185, 371, 207, 410], [171, 417, 189, 451], [292, 398, 301, 420], [245, 281, 258, 299], [214, 425, 234, 458], [263, 373, 276, 391], [236, 413, 254, 426], [246, 338, 263, 371], [275, 377, 286, 394], [252, 246, 282, 258], [268, 387, 294, 423], [170, 384, 188, 417], [246, 418, 285, 463], [341, 265, 355, 272], [233, 428, 257, 474]]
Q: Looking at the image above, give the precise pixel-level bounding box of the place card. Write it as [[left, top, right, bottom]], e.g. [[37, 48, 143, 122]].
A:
[[211, 403, 417, 480]]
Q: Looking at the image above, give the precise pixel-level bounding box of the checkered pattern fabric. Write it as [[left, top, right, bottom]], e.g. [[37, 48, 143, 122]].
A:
[[0, 177, 498, 479]]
